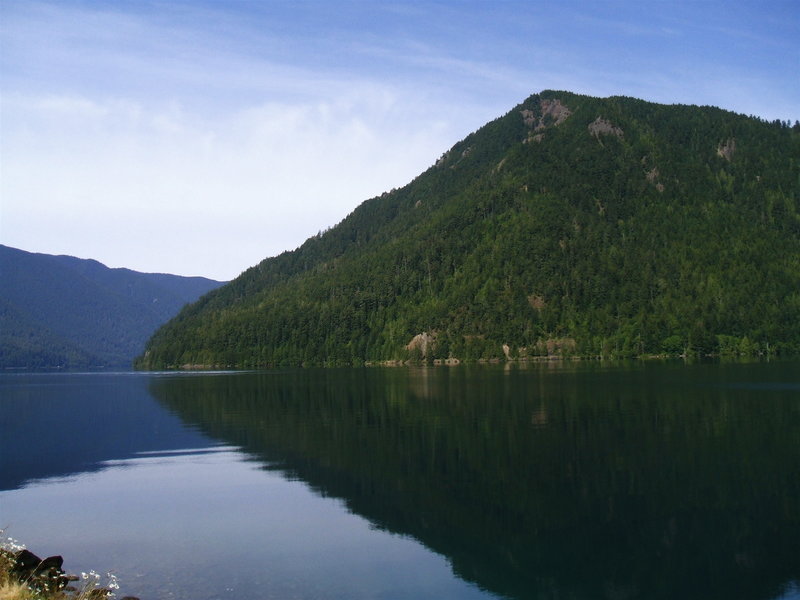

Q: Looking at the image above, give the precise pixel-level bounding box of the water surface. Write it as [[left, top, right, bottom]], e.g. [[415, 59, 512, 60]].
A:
[[1, 361, 799, 599]]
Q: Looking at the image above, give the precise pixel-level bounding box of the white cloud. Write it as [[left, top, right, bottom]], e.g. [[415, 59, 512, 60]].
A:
[[1, 2, 519, 279], [0, 86, 472, 280], [2, 0, 797, 280]]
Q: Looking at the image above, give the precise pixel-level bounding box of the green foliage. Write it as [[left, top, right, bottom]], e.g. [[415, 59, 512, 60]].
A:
[[137, 91, 800, 368]]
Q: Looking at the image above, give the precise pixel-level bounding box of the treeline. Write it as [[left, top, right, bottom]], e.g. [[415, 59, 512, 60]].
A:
[[137, 91, 800, 368]]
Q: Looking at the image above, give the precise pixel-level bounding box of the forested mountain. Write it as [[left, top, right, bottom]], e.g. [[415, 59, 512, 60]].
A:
[[137, 91, 800, 369], [0, 245, 224, 368]]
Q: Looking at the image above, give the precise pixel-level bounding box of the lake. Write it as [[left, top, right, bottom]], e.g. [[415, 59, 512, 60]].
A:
[[1, 361, 799, 600]]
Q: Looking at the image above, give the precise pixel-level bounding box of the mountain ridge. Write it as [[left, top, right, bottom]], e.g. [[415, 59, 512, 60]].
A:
[[136, 90, 800, 368], [0, 244, 225, 368]]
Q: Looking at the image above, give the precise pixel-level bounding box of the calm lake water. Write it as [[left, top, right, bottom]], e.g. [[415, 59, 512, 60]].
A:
[[1, 361, 799, 600]]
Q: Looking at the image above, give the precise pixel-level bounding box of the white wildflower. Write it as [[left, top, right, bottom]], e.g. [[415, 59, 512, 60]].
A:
[[2, 535, 26, 552]]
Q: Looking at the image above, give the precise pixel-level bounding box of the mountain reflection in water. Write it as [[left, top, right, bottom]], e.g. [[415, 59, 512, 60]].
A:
[[150, 362, 800, 600]]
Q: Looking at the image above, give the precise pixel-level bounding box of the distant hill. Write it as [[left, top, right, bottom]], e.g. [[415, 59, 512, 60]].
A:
[[137, 90, 800, 368], [0, 245, 225, 368]]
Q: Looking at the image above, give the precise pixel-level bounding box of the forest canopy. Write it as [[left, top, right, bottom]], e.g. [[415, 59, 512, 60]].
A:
[[136, 91, 800, 368]]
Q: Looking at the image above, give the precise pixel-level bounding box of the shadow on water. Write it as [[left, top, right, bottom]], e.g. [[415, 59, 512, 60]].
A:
[[149, 362, 800, 600]]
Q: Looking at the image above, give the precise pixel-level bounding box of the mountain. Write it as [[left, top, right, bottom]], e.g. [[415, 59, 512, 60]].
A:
[[0, 245, 225, 368], [136, 91, 800, 369]]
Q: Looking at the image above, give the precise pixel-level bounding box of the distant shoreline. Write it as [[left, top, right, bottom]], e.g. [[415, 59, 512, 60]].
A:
[[139, 352, 785, 372]]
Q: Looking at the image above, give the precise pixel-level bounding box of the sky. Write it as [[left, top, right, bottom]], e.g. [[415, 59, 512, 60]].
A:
[[1, 0, 798, 281]]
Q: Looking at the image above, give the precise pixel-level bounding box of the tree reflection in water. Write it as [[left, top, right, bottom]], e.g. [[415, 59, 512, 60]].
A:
[[152, 362, 800, 600]]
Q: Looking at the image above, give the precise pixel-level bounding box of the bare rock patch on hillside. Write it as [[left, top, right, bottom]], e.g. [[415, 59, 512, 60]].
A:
[[717, 138, 736, 161], [521, 98, 572, 143], [406, 332, 435, 357], [588, 117, 624, 138]]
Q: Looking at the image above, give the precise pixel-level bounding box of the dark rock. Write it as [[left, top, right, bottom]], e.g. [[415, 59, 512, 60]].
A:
[[12, 548, 41, 572], [11, 548, 68, 591], [38, 555, 64, 573]]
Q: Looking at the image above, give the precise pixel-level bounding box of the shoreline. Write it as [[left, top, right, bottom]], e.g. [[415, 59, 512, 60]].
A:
[[0, 542, 135, 600], [150, 351, 782, 371]]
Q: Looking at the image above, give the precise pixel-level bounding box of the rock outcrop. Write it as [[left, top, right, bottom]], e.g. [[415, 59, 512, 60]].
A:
[[406, 332, 435, 358], [588, 116, 624, 138]]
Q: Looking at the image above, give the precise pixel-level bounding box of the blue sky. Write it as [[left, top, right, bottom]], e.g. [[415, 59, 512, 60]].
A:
[[1, 0, 798, 280]]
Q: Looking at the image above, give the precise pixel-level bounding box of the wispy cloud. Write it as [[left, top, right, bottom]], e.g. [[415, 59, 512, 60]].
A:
[[1, 1, 499, 278], [1, 85, 467, 279], [1, 0, 797, 279]]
